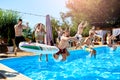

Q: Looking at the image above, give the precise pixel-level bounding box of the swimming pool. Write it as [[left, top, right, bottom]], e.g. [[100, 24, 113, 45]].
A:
[[0, 46, 120, 80]]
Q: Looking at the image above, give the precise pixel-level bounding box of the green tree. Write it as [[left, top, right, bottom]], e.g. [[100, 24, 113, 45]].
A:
[[51, 16, 72, 43], [66, 0, 120, 27], [0, 9, 20, 44], [50, 17, 60, 43]]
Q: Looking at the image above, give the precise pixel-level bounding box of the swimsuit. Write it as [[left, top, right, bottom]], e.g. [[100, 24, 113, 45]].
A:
[[75, 34, 82, 41], [75, 34, 83, 45], [83, 45, 93, 52], [35, 31, 45, 38], [56, 48, 67, 55], [15, 36, 25, 47], [35, 31, 45, 43]]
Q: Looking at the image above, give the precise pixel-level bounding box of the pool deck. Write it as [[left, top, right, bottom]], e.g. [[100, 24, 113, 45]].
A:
[[0, 63, 32, 80], [0, 51, 33, 80]]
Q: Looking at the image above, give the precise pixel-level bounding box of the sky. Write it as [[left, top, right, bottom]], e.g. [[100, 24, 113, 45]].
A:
[[0, 0, 68, 28]]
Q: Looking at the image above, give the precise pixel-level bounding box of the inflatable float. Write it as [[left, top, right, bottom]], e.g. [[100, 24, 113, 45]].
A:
[[19, 42, 59, 55]]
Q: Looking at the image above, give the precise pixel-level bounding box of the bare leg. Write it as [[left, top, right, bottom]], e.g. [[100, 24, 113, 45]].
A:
[[39, 54, 42, 61], [62, 53, 67, 61], [12, 39, 16, 50], [66, 50, 70, 56], [90, 49, 96, 58], [14, 47, 17, 56], [83, 21, 88, 28], [75, 43, 80, 49], [75, 43, 82, 49], [53, 54, 59, 60], [12, 39, 17, 56], [46, 54, 48, 62], [112, 44, 117, 50]]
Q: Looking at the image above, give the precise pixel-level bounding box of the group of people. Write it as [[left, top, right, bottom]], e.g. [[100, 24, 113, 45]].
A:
[[54, 21, 97, 61], [7, 18, 117, 62], [53, 21, 118, 61], [12, 19, 47, 60]]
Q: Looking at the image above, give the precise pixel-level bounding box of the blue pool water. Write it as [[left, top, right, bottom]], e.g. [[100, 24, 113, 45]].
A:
[[0, 46, 120, 80]]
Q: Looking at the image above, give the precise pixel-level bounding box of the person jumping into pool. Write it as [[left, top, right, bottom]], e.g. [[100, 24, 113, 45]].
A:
[[75, 21, 88, 49], [106, 32, 117, 51], [82, 32, 96, 58], [53, 29, 78, 61], [55, 27, 64, 43]]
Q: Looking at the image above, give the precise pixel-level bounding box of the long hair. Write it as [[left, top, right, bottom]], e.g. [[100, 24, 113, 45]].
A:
[[34, 23, 44, 32]]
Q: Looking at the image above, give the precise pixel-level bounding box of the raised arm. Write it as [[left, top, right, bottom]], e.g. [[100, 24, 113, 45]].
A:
[[42, 27, 46, 34], [78, 21, 84, 29], [55, 27, 58, 32], [21, 22, 29, 29], [83, 21, 88, 28], [80, 21, 84, 25]]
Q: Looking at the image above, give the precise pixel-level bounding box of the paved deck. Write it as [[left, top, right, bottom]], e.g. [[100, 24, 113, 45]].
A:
[[0, 51, 34, 80], [0, 63, 32, 80]]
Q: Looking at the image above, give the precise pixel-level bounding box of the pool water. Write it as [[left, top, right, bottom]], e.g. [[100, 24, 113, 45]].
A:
[[0, 46, 120, 80]]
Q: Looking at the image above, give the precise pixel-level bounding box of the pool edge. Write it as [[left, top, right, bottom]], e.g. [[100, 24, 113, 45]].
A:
[[0, 63, 32, 80]]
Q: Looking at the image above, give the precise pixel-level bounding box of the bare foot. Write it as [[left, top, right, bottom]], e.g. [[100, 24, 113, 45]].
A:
[[53, 54, 59, 60], [14, 47, 17, 56]]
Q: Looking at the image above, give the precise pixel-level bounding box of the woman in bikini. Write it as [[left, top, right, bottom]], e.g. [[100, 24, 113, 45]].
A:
[[34, 23, 47, 61]]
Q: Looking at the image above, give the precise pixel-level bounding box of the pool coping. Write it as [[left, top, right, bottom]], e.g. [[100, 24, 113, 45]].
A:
[[0, 63, 32, 80]]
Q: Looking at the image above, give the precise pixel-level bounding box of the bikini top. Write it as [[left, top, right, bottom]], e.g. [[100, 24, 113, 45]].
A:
[[35, 31, 45, 36]]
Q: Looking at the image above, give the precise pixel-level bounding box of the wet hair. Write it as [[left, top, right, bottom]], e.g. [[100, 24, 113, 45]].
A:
[[35, 23, 44, 31]]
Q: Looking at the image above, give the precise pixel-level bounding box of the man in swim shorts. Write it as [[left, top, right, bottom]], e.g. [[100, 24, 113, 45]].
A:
[[53, 30, 78, 61], [14, 19, 29, 53]]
